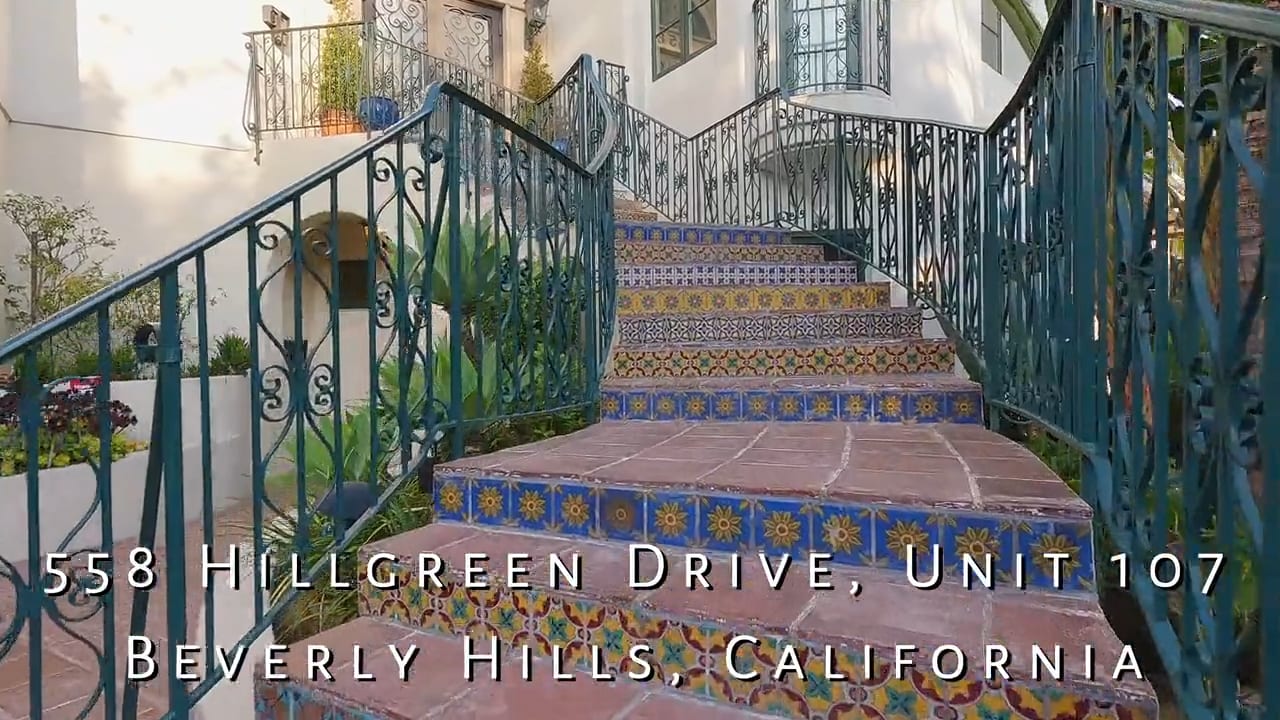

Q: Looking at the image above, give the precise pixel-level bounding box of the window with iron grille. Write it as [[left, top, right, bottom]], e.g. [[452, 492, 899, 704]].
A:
[[781, 0, 890, 95]]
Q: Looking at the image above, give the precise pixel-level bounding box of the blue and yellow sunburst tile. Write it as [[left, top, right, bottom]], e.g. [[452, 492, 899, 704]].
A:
[[774, 391, 806, 421], [838, 390, 874, 421], [468, 477, 511, 526], [910, 391, 944, 423], [433, 472, 468, 521], [694, 495, 754, 551], [511, 480, 554, 531], [944, 515, 1017, 584], [872, 506, 944, 570], [709, 390, 744, 420], [600, 390, 625, 420], [813, 504, 875, 566], [622, 390, 653, 419], [742, 391, 776, 421], [753, 498, 814, 554], [805, 391, 840, 421], [875, 392, 908, 422], [595, 486, 647, 542], [646, 492, 697, 545], [946, 389, 984, 424], [679, 391, 713, 420], [550, 483, 597, 536]]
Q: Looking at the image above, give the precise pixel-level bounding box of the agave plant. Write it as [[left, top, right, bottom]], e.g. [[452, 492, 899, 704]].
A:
[[404, 212, 503, 316]]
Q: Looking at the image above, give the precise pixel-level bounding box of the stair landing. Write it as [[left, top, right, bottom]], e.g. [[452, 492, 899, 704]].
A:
[[434, 421, 1095, 592]]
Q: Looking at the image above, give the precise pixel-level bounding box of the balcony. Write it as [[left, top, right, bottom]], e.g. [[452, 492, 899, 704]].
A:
[[770, 0, 891, 99], [241, 22, 544, 156]]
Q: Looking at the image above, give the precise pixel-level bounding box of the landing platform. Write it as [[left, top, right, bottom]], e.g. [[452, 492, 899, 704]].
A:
[[439, 421, 1088, 519], [434, 421, 1096, 591]]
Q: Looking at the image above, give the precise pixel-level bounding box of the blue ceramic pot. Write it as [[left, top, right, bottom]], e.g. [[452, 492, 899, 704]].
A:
[[358, 96, 401, 131]]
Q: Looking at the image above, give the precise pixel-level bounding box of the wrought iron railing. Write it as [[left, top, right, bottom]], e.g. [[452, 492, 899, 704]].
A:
[[605, 87, 985, 370], [242, 22, 593, 163], [597, 4, 1278, 713], [982, 2, 1277, 717], [0, 57, 617, 718]]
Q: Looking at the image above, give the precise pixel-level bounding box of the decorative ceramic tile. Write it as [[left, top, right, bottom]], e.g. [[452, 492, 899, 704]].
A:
[[430, 472, 1095, 592], [609, 340, 955, 379], [615, 220, 788, 245], [601, 388, 984, 424], [355, 561, 1146, 720], [617, 262, 866, 288], [616, 309, 922, 346], [615, 240, 825, 264], [616, 285, 890, 316]]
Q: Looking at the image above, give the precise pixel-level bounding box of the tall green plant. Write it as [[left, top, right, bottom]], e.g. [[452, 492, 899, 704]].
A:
[[318, 1, 363, 113]]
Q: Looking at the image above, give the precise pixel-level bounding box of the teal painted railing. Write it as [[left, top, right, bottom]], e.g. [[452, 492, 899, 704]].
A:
[[983, 2, 1278, 718], [592, 2, 1280, 716], [0, 54, 618, 718]]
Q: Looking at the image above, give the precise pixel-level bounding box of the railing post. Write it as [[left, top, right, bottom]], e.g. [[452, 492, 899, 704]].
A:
[[158, 270, 190, 718], [980, 129, 1002, 431], [1070, 0, 1103, 471]]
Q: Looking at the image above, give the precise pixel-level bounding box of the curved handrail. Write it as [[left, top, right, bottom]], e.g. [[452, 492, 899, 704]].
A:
[[576, 54, 622, 175], [0, 80, 611, 362]]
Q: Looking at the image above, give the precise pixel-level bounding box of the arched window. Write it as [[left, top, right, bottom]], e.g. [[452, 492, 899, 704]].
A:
[[652, 0, 717, 78], [782, 0, 889, 94]]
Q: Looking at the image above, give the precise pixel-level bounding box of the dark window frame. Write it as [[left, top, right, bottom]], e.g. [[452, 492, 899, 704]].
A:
[[652, 0, 718, 79], [980, 0, 1002, 73]]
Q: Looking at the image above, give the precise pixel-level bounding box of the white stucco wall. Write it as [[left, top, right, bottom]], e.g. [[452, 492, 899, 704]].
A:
[[545, 0, 1044, 133]]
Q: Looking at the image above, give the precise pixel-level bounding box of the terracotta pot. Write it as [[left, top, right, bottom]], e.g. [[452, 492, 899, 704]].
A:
[[320, 108, 361, 136]]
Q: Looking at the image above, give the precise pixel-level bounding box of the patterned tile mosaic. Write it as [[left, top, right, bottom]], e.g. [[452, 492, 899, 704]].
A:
[[615, 221, 789, 245], [356, 558, 1143, 720], [617, 263, 866, 288], [616, 310, 924, 345], [616, 241, 825, 264], [616, 285, 890, 316], [609, 340, 955, 379], [431, 474, 1094, 591], [599, 386, 982, 423]]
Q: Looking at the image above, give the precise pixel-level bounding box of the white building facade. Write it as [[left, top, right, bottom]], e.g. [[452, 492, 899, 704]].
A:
[[0, 0, 1042, 355]]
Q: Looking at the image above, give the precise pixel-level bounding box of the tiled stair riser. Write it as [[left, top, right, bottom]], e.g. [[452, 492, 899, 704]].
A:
[[616, 311, 924, 346], [599, 387, 983, 423], [616, 242, 825, 264], [617, 285, 891, 316], [432, 474, 1095, 592], [355, 555, 1146, 720], [615, 222, 789, 245], [609, 341, 956, 379], [617, 263, 865, 288]]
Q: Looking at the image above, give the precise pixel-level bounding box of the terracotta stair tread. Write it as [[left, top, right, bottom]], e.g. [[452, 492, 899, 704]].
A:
[[435, 420, 1090, 519], [361, 524, 1154, 707], [256, 616, 773, 719], [616, 307, 922, 319], [601, 373, 977, 390], [613, 337, 950, 350], [615, 219, 793, 236]]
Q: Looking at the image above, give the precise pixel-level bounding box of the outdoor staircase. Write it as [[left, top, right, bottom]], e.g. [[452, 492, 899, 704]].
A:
[[254, 215, 1159, 718]]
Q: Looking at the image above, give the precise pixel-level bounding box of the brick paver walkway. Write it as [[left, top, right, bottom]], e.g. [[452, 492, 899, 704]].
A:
[[0, 500, 270, 719]]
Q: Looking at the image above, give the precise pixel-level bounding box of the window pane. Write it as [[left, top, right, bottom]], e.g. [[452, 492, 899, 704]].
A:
[[981, 28, 1001, 72], [656, 0, 684, 28], [656, 18, 687, 74], [981, 0, 999, 31], [690, 0, 717, 54]]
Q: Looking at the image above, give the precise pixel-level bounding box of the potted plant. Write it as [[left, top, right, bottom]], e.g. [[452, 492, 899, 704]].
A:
[[317, 0, 364, 136]]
